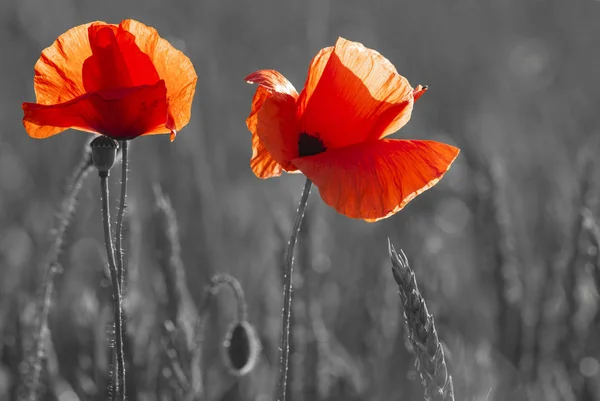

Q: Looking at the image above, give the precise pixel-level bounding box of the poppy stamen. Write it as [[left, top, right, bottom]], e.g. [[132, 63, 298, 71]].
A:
[[298, 132, 326, 157]]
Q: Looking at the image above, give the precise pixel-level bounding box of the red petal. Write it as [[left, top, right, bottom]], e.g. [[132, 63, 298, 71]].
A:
[[250, 127, 284, 179], [413, 85, 428, 102], [119, 19, 197, 138], [31, 22, 100, 105], [245, 70, 300, 176], [245, 69, 298, 97], [292, 139, 460, 221], [23, 81, 167, 139], [83, 24, 160, 92], [297, 37, 415, 149]]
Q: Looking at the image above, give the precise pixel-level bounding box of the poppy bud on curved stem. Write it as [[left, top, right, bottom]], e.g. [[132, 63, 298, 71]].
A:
[[90, 135, 119, 177], [195, 274, 260, 377], [223, 320, 260, 376]]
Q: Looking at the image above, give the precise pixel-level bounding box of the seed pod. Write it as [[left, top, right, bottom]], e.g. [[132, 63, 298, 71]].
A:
[[90, 136, 119, 176], [223, 320, 260, 376]]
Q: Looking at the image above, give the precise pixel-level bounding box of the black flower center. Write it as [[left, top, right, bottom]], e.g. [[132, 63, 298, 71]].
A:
[[298, 132, 326, 157]]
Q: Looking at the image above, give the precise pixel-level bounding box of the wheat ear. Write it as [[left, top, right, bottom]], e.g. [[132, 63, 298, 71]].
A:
[[388, 240, 454, 401]]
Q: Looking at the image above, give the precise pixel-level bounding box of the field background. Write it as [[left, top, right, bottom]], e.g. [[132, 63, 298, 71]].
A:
[[1, 0, 600, 400]]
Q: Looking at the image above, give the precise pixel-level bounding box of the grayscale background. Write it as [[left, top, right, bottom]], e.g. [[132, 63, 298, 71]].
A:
[[1, 0, 600, 400]]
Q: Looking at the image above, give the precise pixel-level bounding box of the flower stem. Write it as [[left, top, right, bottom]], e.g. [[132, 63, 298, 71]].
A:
[[116, 140, 128, 289], [209, 273, 248, 322], [277, 178, 312, 401], [100, 173, 126, 400], [192, 273, 248, 398]]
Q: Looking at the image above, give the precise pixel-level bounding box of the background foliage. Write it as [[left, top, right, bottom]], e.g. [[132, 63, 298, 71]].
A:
[[1, 0, 600, 400]]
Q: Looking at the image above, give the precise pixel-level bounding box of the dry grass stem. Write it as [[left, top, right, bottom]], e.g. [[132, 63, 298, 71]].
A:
[[582, 208, 600, 290], [161, 321, 191, 395], [25, 144, 93, 401], [388, 240, 454, 401], [153, 185, 198, 343], [153, 185, 200, 399], [556, 162, 593, 385]]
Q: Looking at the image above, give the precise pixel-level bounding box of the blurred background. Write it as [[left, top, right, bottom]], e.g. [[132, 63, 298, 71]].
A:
[[1, 0, 600, 400]]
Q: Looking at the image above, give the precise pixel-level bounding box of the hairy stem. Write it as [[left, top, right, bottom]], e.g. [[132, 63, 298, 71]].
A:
[[277, 178, 312, 401], [195, 273, 249, 340], [211, 273, 248, 322], [116, 140, 128, 289], [27, 153, 93, 401], [100, 174, 126, 400], [193, 273, 248, 398]]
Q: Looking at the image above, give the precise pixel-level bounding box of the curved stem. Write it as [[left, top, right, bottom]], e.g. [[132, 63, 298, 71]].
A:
[[100, 173, 126, 400], [192, 273, 248, 399], [116, 140, 128, 289], [210, 273, 248, 322], [277, 178, 312, 401]]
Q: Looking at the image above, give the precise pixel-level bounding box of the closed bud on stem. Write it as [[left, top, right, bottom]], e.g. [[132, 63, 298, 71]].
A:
[[223, 320, 260, 376], [90, 135, 119, 177]]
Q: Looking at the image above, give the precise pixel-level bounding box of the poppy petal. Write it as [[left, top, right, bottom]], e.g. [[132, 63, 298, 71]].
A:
[[82, 24, 160, 92], [23, 81, 168, 140], [246, 71, 300, 175], [31, 22, 102, 105], [292, 139, 460, 221], [250, 128, 284, 179], [119, 19, 198, 138], [297, 37, 415, 149], [413, 85, 428, 102], [245, 69, 298, 98]]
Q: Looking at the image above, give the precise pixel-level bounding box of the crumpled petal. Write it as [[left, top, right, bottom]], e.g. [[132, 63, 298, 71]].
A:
[[246, 70, 300, 177], [23, 81, 167, 139], [83, 23, 160, 92], [250, 125, 284, 179], [292, 139, 460, 221], [119, 19, 197, 139], [31, 22, 101, 105], [297, 37, 415, 149], [413, 85, 428, 102]]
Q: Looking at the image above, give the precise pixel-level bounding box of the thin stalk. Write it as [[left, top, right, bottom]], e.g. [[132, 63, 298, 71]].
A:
[[194, 273, 248, 341], [192, 273, 248, 399], [116, 140, 128, 289], [116, 141, 136, 399], [277, 178, 312, 401], [27, 150, 93, 401], [100, 174, 126, 400], [210, 273, 248, 322]]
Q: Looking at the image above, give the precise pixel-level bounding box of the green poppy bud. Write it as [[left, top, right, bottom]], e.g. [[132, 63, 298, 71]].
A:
[[223, 320, 260, 376], [90, 136, 119, 177]]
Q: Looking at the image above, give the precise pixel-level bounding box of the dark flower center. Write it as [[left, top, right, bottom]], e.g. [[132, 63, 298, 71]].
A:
[[298, 132, 326, 157]]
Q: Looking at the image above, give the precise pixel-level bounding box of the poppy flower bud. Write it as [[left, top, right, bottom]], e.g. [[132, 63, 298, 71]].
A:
[[90, 136, 119, 177], [223, 320, 260, 376]]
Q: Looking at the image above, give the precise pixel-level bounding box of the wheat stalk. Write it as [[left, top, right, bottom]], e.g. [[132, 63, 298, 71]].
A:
[[388, 240, 454, 401], [24, 142, 93, 401], [153, 185, 201, 399]]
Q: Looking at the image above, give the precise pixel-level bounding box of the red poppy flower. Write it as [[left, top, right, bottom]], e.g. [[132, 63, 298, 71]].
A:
[[22, 19, 197, 141], [246, 37, 460, 221]]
